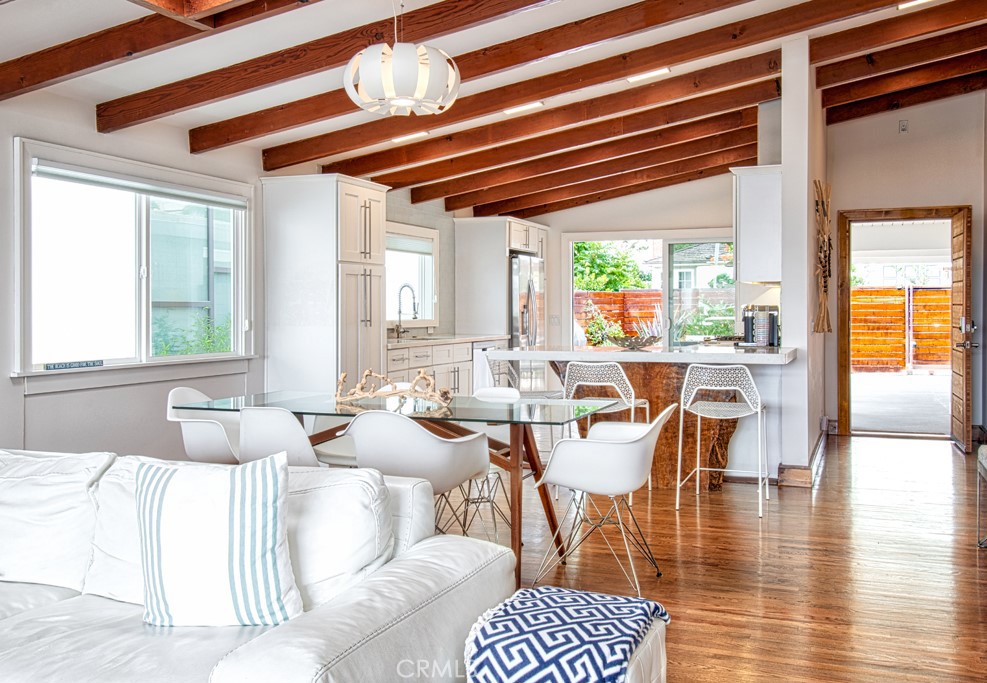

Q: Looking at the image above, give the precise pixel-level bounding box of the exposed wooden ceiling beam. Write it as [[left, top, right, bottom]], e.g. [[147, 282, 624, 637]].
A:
[[472, 143, 757, 216], [127, 0, 187, 17], [0, 16, 199, 100], [270, 0, 897, 170], [816, 23, 987, 88], [126, 0, 254, 27], [367, 79, 776, 187], [0, 0, 326, 101], [503, 160, 755, 219], [826, 70, 987, 125], [311, 53, 778, 177], [188, 0, 751, 153], [810, 0, 987, 65], [411, 107, 757, 203], [96, 0, 551, 132], [185, 0, 255, 19], [445, 127, 756, 211], [822, 49, 987, 108]]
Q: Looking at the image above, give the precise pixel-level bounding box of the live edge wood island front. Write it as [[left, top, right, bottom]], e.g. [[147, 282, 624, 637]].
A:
[[488, 345, 797, 489]]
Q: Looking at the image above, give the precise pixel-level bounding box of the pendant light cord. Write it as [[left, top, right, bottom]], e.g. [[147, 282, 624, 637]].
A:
[[391, 0, 404, 43]]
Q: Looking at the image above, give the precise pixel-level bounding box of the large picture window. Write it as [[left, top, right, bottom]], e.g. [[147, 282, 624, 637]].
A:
[[18, 139, 250, 372]]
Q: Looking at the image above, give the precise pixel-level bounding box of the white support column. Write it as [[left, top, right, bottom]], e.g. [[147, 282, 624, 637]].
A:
[[779, 37, 827, 470]]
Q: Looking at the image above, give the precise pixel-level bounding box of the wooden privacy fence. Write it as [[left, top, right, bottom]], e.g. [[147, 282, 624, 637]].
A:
[[850, 286, 950, 372], [574, 290, 663, 335]]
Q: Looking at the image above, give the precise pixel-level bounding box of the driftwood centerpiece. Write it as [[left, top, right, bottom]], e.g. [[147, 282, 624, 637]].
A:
[[335, 368, 453, 406]]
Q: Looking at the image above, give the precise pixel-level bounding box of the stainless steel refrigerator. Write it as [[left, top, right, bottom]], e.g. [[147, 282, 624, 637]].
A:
[[510, 253, 547, 392]]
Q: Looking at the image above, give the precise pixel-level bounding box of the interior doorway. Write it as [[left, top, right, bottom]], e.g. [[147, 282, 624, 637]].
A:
[[837, 207, 974, 452]]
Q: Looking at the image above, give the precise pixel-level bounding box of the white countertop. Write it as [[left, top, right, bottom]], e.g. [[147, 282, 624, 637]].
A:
[[386, 334, 510, 351], [486, 344, 797, 365]]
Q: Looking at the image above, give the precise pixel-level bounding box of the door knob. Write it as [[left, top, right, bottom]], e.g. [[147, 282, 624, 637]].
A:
[[955, 341, 980, 349]]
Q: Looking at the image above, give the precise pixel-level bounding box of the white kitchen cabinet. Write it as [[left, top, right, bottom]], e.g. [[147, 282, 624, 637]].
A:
[[385, 341, 474, 395], [338, 178, 385, 264], [433, 361, 471, 396], [534, 226, 548, 260], [262, 173, 389, 393], [732, 165, 782, 283], [508, 220, 538, 254], [338, 263, 385, 385]]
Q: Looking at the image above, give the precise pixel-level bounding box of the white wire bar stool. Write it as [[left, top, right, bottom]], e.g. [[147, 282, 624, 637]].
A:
[[675, 363, 769, 518]]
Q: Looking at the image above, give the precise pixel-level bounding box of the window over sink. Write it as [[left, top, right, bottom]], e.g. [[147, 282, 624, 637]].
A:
[[385, 222, 439, 330]]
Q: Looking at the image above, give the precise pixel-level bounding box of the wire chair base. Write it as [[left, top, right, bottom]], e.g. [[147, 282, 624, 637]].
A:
[[532, 491, 660, 597]]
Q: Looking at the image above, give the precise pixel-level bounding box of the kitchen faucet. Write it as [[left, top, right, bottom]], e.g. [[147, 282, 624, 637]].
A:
[[396, 283, 418, 338]]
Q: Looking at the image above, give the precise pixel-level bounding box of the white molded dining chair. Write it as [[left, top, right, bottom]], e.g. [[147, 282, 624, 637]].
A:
[[166, 387, 238, 464], [461, 387, 520, 539], [343, 410, 490, 533], [563, 361, 652, 492], [675, 363, 768, 518], [532, 403, 677, 597], [238, 406, 321, 467], [311, 383, 413, 468]]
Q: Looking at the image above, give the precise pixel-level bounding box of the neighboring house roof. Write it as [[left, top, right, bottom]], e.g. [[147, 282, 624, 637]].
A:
[[670, 243, 735, 266]]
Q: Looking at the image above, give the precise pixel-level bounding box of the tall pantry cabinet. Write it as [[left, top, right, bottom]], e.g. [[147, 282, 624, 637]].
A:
[[262, 174, 388, 392]]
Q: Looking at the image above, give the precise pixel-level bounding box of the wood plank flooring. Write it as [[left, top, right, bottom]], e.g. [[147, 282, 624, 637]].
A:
[[454, 435, 987, 681]]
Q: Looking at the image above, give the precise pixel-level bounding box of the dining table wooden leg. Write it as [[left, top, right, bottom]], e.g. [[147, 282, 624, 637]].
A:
[[521, 424, 566, 562], [509, 423, 524, 588]]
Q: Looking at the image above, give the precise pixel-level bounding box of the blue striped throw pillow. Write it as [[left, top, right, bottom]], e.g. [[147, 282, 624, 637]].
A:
[[135, 452, 302, 626]]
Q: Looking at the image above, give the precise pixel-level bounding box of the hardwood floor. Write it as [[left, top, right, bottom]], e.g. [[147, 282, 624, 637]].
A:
[[456, 435, 987, 681]]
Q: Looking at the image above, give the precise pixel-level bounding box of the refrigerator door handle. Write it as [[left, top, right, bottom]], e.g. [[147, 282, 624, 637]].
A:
[[527, 278, 537, 348]]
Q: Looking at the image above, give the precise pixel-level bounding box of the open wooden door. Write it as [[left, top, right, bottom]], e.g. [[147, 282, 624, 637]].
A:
[[950, 207, 973, 453], [838, 206, 974, 440]]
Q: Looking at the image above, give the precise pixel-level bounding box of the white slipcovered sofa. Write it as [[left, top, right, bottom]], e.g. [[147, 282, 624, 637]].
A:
[[0, 448, 515, 682]]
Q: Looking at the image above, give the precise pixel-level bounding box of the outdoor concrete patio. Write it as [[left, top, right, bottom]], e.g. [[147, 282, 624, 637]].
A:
[[850, 371, 950, 435]]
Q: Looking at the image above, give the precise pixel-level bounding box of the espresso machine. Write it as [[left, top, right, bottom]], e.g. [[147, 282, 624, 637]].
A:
[[742, 305, 780, 347]]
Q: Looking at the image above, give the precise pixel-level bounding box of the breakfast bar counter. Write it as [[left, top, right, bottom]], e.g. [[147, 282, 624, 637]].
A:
[[487, 345, 796, 490], [487, 344, 797, 365]]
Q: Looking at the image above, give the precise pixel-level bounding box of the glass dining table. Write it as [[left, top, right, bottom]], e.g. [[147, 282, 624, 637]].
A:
[[175, 390, 618, 587]]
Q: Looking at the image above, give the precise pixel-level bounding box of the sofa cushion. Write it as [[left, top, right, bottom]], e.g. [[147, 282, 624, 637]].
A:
[[0, 595, 269, 683], [84, 457, 394, 611], [285, 466, 394, 608], [0, 449, 115, 591], [211, 535, 516, 683], [0, 582, 79, 620], [134, 453, 302, 626]]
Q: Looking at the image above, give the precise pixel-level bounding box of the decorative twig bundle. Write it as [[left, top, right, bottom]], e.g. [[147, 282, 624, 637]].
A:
[[812, 179, 833, 333]]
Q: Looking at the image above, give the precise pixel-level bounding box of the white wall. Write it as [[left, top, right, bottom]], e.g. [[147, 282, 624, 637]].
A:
[[0, 90, 265, 457], [826, 91, 987, 427]]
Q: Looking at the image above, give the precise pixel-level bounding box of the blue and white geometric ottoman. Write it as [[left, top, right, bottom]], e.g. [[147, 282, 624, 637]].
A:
[[465, 586, 670, 683]]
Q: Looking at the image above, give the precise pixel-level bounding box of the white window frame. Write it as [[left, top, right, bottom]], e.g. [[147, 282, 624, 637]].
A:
[[13, 138, 254, 376], [384, 221, 440, 329], [665, 237, 738, 342], [561, 227, 731, 348], [675, 270, 694, 289]]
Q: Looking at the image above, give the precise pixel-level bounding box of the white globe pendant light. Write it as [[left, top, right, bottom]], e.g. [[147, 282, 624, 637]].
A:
[[344, 40, 460, 117]]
